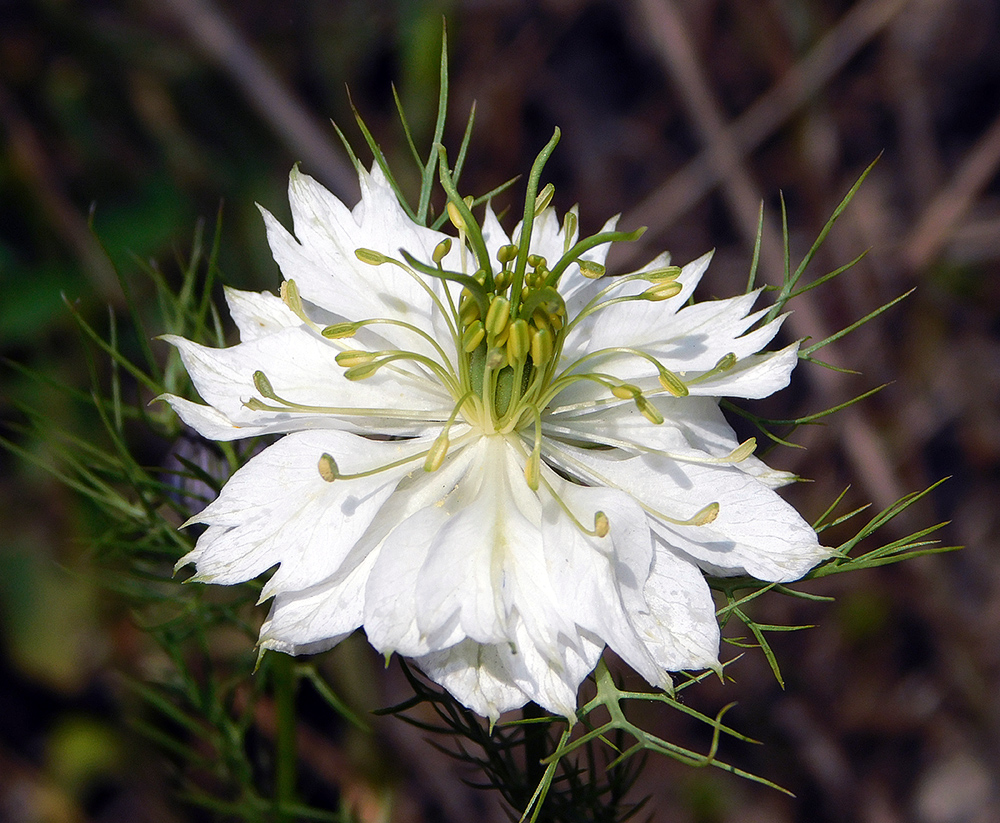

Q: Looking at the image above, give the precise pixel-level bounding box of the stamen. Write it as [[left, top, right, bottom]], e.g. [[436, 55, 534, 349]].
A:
[[253, 369, 278, 400], [280, 279, 321, 331], [531, 326, 554, 367], [634, 395, 664, 425], [355, 248, 390, 266], [317, 453, 338, 482], [658, 367, 689, 397], [641, 266, 682, 283], [485, 296, 511, 335], [534, 182, 555, 214], [546, 444, 721, 529], [343, 362, 381, 381], [511, 437, 609, 538], [507, 319, 530, 362], [578, 260, 605, 279], [497, 244, 517, 266], [245, 370, 449, 421], [335, 350, 378, 367], [424, 434, 450, 472], [562, 210, 578, 253], [524, 408, 543, 490], [446, 201, 466, 231], [432, 237, 452, 264], [728, 438, 757, 462], [424, 392, 476, 472], [610, 383, 639, 400], [641, 281, 683, 301], [689, 503, 719, 526], [687, 352, 739, 387], [321, 322, 359, 339], [714, 352, 737, 372], [462, 321, 486, 352]]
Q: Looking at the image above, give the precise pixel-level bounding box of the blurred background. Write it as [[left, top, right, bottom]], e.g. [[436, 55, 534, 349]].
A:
[[1, 0, 999, 821]]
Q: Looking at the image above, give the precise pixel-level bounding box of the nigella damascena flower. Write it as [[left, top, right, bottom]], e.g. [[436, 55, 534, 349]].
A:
[[163, 161, 830, 721]]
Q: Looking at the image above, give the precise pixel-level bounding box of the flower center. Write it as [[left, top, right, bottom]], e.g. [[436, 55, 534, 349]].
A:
[[244, 134, 754, 535]]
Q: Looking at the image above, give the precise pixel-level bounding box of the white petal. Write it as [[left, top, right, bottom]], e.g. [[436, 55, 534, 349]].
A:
[[414, 639, 528, 722], [362, 506, 454, 656], [262, 166, 461, 357], [632, 546, 721, 671], [480, 202, 511, 265], [257, 551, 378, 655], [685, 341, 800, 399], [223, 287, 298, 341], [367, 437, 596, 677], [539, 479, 670, 689], [162, 326, 452, 439], [545, 443, 829, 582], [413, 437, 547, 646], [417, 619, 603, 722], [178, 430, 432, 597], [159, 394, 250, 441], [564, 251, 711, 355], [544, 395, 795, 488]]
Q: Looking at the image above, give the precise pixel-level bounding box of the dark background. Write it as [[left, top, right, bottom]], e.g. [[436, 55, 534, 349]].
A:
[[1, 1, 999, 821]]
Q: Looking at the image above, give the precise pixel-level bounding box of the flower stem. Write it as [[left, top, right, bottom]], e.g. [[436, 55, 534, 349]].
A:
[[272, 653, 297, 821]]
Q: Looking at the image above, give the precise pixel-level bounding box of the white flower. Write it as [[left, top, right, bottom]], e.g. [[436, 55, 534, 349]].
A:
[[163, 161, 830, 722]]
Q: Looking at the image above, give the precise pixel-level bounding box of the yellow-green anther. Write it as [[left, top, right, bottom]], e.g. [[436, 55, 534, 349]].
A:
[[642, 266, 682, 282], [594, 511, 610, 538], [563, 211, 578, 252], [527, 254, 546, 269], [355, 248, 389, 265], [344, 363, 381, 381], [446, 201, 465, 230], [459, 298, 481, 325], [485, 296, 511, 335], [432, 237, 452, 264], [494, 323, 511, 348], [690, 502, 720, 526], [497, 244, 517, 265], [532, 309, 550, 333], [494, 269, 511, 291], [611, 383, 640, 400], [729, 438, 757, 462], [642, 281, 683, 301], [534, 182, 554, 213], [524, 449, 540, 490], [658, 368, 689, 397], [281, 278, 304, 314], [318, 453, 339, 483], [714, 352, 737, 372], [253, 370, 276, 399], [244, 397, 270, 411], [424, 433, 449, 472], [335, 350, 378, 367], [531, 327, 553, 365], [321, 322, 358, 339], [462, 321, 486, 352], [578, 260, 605, 279], [507, 318, 530, 362], [635, 395, 664, 425]]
